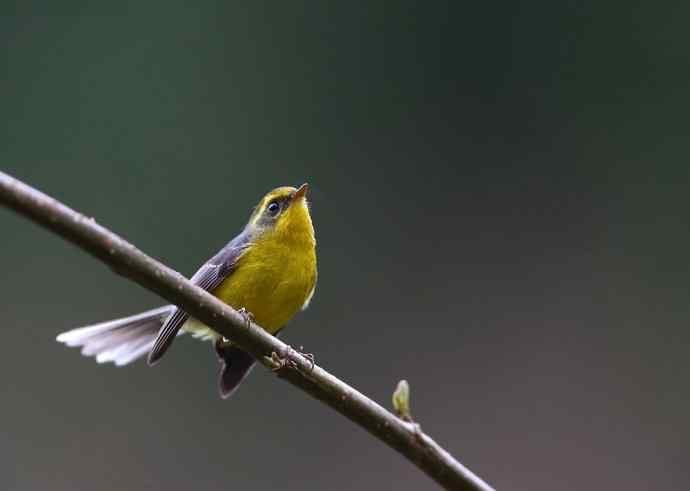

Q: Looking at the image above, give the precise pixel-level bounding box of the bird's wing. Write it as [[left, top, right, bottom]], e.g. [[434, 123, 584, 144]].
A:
[[147, 231, 251, 365]]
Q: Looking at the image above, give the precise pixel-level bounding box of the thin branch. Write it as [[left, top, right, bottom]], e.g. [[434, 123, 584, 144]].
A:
[[0, 171, 494, 491]]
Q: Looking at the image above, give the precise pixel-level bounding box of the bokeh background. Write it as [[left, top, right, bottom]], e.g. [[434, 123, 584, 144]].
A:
[[2, 3, 689, 490]]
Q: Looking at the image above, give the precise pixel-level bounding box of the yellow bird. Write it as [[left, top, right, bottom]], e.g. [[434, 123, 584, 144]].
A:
[[57, 184, 317, 398]]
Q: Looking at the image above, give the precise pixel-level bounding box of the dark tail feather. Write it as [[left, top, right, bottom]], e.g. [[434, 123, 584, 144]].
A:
[[215, 343, 256, 399], [147, 307, 190, 366]]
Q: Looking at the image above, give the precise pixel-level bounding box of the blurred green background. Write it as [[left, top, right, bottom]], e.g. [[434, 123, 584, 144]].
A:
[[2, 3, 689, 490]]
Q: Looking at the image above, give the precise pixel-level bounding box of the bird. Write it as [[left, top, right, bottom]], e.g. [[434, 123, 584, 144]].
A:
[[56, 183, 317, 398]]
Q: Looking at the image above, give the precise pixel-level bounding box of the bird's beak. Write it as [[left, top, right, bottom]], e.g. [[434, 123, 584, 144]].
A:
[[293, 183, 309, 201]]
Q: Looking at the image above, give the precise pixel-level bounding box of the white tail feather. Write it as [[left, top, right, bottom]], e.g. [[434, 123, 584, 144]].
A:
[[56, 306, 174, 366]]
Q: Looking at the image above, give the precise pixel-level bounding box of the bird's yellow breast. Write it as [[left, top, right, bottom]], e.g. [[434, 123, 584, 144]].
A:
[[213, 231, 317, 333], [183, 197, 317, 340]]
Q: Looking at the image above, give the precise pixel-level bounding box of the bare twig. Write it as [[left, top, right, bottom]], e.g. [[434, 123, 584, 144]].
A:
[[0, 171, 494, 491]]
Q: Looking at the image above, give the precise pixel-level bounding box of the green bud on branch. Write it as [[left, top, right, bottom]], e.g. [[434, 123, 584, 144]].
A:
[[393, 379, 412, 422]]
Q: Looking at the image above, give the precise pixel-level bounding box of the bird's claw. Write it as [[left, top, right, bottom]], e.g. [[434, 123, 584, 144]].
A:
[[269, 345, 316, 373], [297, 345, 316, 371], [237, 307, 254, 328], [270, 350, 299, 372]]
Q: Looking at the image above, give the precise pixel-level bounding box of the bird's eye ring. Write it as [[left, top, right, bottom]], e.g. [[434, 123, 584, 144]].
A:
[[266, 201, 281, 217]]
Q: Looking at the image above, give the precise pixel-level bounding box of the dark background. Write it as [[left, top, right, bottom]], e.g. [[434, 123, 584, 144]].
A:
[[2, 3, 689, 490]]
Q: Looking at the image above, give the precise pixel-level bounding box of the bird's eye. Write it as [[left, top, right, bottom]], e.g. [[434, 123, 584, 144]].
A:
[[266, 201, 281, 217]]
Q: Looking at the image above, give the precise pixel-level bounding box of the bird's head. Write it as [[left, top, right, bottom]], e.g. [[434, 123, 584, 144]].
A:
[[247, 183, 315, 245]]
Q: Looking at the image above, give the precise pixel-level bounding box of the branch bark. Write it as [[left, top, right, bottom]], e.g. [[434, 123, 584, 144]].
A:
[[0, 171, 494, 491]]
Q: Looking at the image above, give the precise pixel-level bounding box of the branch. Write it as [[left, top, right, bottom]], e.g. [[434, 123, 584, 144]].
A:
[[0, 171, 494, 491]]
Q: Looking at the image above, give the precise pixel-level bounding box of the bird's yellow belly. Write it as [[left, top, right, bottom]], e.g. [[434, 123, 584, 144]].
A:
[[183, 236, 316, 341]]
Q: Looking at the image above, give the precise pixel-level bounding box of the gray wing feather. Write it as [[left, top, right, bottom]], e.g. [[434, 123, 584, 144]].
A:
[[147, 231, 251, 365]]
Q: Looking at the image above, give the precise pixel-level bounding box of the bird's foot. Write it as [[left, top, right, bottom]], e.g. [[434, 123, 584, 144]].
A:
[[268, 345, 315, 373], [269, 349, 299, 372], [237, 307, 254, 328], [296, 345, 316, 371]]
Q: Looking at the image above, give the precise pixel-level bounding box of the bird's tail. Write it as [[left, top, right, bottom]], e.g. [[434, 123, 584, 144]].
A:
[[56, 306, 174, 366], [215, 343, 256, 399]]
